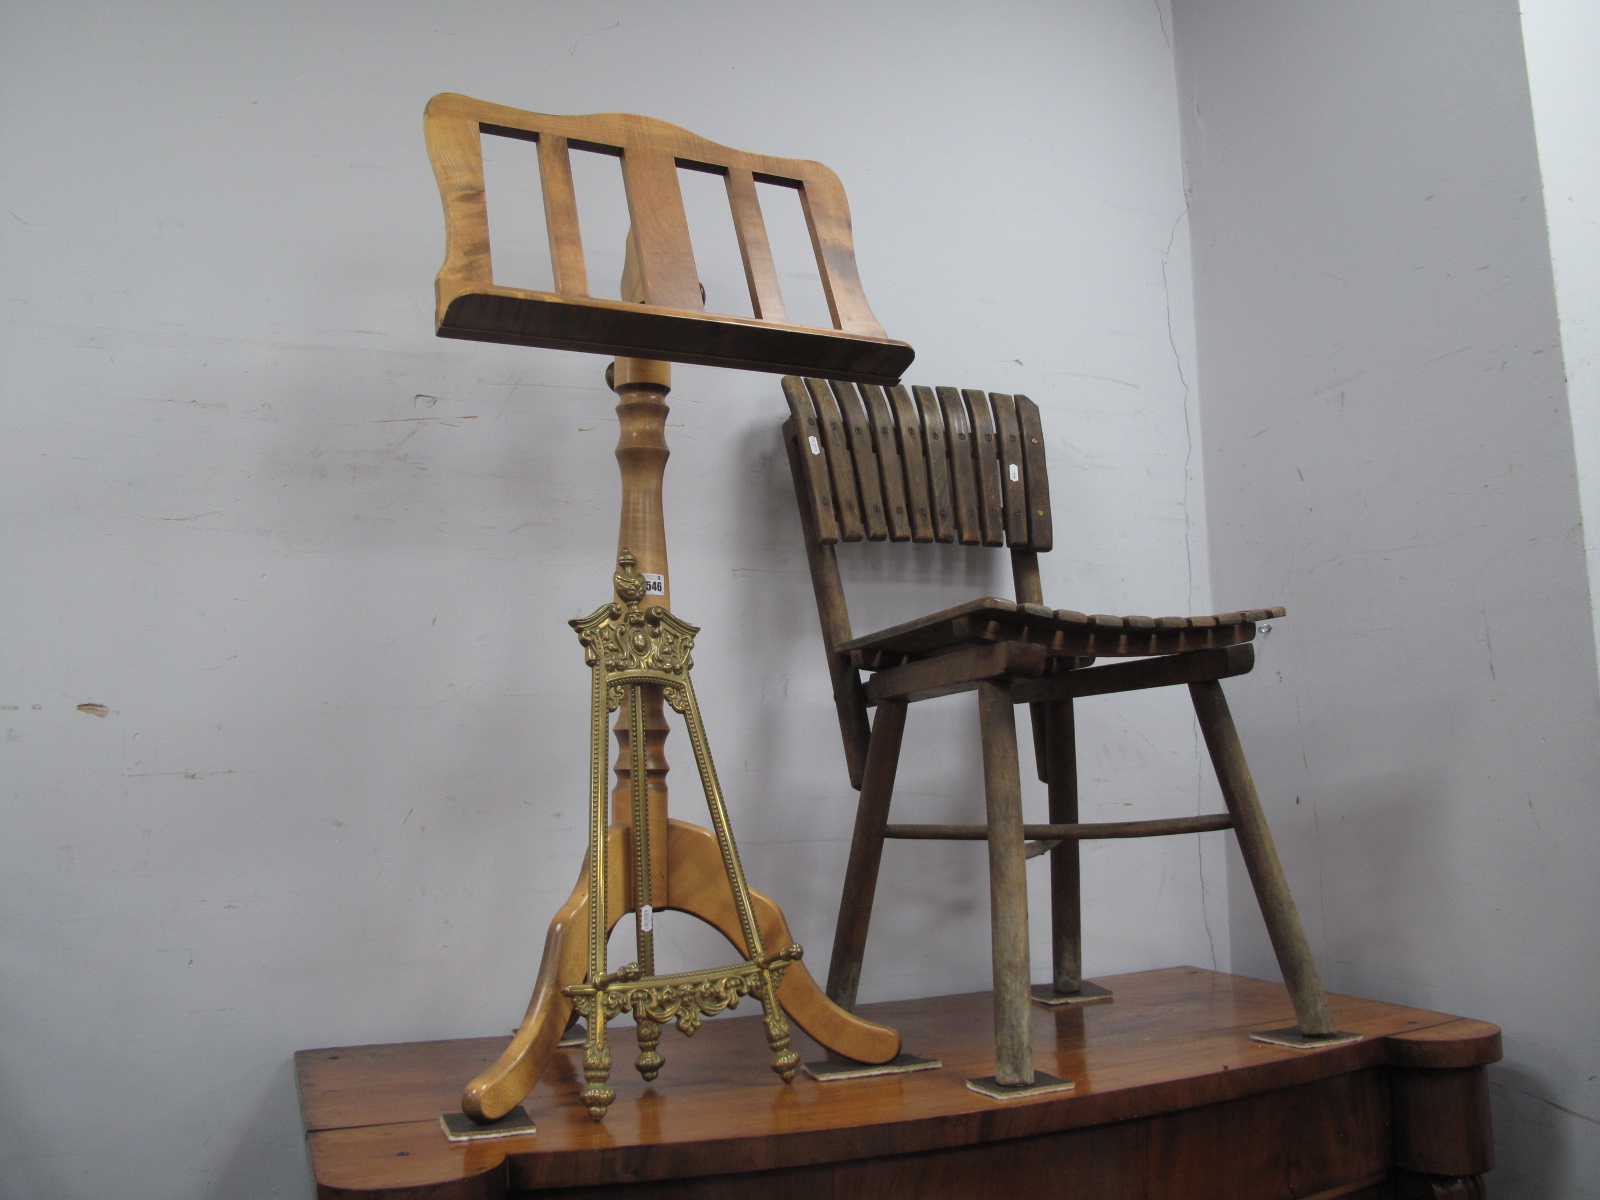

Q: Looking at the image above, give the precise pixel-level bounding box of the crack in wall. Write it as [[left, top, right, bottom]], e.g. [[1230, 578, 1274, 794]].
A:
[[1159, 190, 1213, 967]]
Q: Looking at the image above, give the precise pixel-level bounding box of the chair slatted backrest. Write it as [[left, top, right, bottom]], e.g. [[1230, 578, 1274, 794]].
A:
[[424, 94, 914, 383], [782, 377, 1053, 554]]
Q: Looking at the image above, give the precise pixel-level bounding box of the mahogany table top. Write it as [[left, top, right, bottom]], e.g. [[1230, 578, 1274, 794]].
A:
[[296, 966, 1500, 1198]]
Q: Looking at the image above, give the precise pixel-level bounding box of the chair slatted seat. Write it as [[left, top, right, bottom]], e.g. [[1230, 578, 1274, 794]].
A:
[[838, 596, 1282, 666]]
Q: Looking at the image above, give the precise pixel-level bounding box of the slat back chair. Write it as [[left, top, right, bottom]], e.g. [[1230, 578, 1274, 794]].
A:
[[783, 376, 1354, 1095], [425, 93, 914, 383]]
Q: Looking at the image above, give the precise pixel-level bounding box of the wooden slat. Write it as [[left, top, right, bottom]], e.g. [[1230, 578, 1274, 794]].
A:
[[724, 167, 786, 321], [618, 147, 704, 312], [832, 381, 889, 541], [862, 385, 912, 541], [888, 385, 935, 542], [991, 393, 1030, 548], [780, 380, 840, 544], [535, 134, 589, 296], [883, 815, 1236, 841], [783, 423, 867, 784], [433, 115, 494, 289], [841, 597, 1016, 655], [807, 378, 865, 541], [964, 389, 1006, 546], [795, 173, 885, 336], [865, 641, 1047, 705], [1012, 646, 1255, 706], [1014, 394, 1053, 553], [914, 386, 956, 543], [937, 387, 983, 545]]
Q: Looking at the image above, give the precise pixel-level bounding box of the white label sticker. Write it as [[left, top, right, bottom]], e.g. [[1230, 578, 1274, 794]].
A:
[[808, 434, 822, 456], [641, 573, 665, 596], [639, 905, 654, 932], [1009, 463, 1020, 482]]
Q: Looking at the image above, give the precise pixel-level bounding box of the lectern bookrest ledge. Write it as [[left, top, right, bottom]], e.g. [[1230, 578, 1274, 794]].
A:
[[424, 93, 915, 1124]]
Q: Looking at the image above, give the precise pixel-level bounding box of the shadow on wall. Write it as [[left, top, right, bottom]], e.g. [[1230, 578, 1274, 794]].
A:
[[1487, 1061, 1573, 1198], [209, 1059, 306, 1200]]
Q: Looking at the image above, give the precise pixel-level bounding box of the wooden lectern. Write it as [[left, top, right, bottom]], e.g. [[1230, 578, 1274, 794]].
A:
[[423, 93, 915, 1123]]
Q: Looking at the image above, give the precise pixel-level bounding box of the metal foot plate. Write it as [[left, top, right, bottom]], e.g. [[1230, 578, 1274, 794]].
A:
[[439, 1106, 537, 1141], [1030, 981, 1114, 1008], [965, 1071, 1076, 1100], [802, 1052, 942, 1081], [1249, 1026, 1364, 1050]]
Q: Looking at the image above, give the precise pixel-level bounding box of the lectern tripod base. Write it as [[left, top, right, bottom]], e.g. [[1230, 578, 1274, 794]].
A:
[[462, 821, 900, 1121]]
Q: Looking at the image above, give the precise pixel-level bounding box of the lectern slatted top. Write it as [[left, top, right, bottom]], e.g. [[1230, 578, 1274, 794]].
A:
[[424, 93, 914, 384]]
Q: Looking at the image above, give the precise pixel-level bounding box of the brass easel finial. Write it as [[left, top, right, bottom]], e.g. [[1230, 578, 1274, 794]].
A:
[[614, 548, 649, 607]]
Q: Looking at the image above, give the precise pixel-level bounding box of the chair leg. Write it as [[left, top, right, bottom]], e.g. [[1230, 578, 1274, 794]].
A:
[[1189, 680, 1338, 1037], [978, 681, 1033, 1086], [1029, 702, 1050, 783], [1044, 698, 1083, 995], [826, 697, 908, 1012]]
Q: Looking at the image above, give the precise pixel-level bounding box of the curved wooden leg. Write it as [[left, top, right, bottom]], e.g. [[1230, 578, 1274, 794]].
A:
[[461, 828, 631, 1122], [663, 820, 901, 1064]]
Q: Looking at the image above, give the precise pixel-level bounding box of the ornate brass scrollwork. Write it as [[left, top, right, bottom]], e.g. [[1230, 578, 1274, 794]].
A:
[[563, 551, 803, 1120]]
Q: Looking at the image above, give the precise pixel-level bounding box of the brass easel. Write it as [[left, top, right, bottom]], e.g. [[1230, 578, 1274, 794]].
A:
[[564, 548, 803, 1119], [423, 93, 916, 1122]]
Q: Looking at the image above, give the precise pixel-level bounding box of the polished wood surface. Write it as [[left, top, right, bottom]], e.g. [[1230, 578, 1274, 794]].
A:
[[423, 95, 913, 382], [298, 967, 1500, 1199]]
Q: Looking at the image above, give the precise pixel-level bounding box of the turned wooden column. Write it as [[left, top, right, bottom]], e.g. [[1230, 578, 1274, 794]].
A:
[[609, 355, 674, 909]]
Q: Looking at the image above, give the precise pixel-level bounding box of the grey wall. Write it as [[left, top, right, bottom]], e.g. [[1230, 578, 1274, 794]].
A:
[[1174, 2, 1600, 1195], [0, 3, 1211, 1197], [1525, 0, 1600, 668]]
